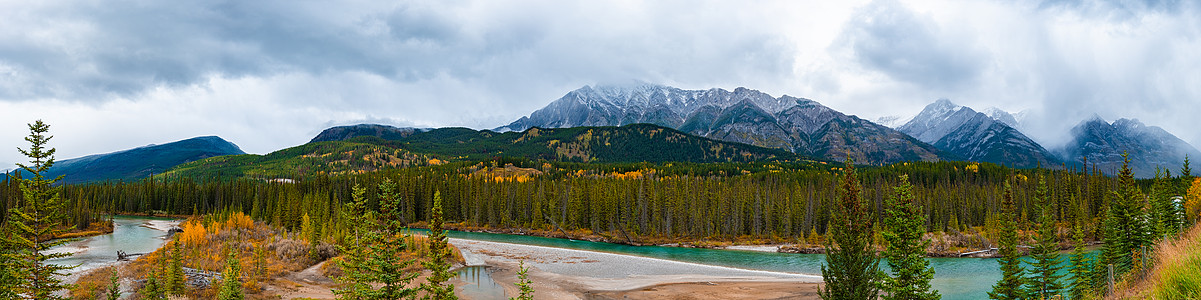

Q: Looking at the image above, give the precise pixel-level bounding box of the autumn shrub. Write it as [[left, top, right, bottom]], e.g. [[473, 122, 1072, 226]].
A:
[[68, 266, 117, 299]]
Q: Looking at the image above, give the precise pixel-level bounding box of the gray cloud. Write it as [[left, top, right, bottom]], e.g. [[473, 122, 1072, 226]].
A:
[[836, 0, 987, 90], [1, 0, 1199, 168]]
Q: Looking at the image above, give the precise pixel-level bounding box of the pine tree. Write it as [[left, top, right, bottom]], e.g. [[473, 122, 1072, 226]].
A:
[[1027, 176, 1065, 299], [1149, 169, 1177, 238], [1182, 155, 1192, 179], [167, 236, 185, 294], [254, 245, 268, 282], [1067, 223, 1092, 300], [820, 157, 881, 300], [373, 179, 419, 299], [0, 226, 18, 300], [333, 184, 376, 299], [989, 182, 1027, 300], [106, 267, 121, 300], [422, 191, 457, 300], [1098, 153, 1146, 281], [217, 248, 244, 300], [881, 175, 938, 300], [140, 268, 165, 300], [3, 120, 74, 299], [510, 261, 534, 300]]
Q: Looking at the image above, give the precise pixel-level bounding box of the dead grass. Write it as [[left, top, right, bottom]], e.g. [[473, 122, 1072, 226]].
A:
[[68, 266, 117, 299], [1111, 224, 1201, 299]]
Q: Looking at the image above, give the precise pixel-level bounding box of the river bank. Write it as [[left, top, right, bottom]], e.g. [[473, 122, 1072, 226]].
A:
[[449, 238, 821, 299], [49, 216, 180, 279]]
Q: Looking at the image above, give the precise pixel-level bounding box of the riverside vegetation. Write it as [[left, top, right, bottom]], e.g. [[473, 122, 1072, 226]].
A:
[[2, 120, 1199, 299]]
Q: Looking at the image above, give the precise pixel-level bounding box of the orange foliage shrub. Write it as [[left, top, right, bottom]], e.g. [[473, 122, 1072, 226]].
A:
[[225, 212, 254, 231], [180, 220, 208, 247]]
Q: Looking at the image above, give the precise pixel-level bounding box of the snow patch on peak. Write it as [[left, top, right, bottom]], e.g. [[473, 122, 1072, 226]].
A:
[[982, 107, 1019, 128], [873, 114, 914, 128]]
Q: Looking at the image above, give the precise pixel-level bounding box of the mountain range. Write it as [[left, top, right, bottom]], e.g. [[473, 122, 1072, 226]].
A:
[[3, 136, 245, 184], [163, 123, 799, 179], [886, 100, 1198, 177], [897, 99, 1058, 169], [1057, 116, 1201, 177], [5, 83, 1195, 182], [499, 83, 950, 165]]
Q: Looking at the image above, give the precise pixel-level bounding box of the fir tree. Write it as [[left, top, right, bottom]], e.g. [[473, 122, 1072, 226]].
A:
[[3, 120, 74, 299], [372, 179, 419, 299], [820, 157, 881, 300], [989, 182, 1027, 300], [1027, 176, 1065, 299], [881, 175, 938, 300], [106, 267, 121, 300], [254, 245, 268, 282], [1098, 153, 1147, 282], [140, 268, 165, 300], [422, 191, 457, 300], [1149, 169, 1177, 238], [217, 248, 244, 300], [1067, 223, 1092, 300], [167, 236, 185, 294], [510, 261, 534, 300], [333, 184, 377, 299], [1182, 155, 1192, 179], [0, 226, 18, 300]]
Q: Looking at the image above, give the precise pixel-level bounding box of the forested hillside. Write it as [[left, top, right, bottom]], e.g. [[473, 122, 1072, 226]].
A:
[[11, 157, 1194, 247], [162, 124, 800, 180]]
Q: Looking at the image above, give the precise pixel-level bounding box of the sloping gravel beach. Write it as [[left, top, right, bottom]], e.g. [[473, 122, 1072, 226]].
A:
[[449, 238, 822, 299]]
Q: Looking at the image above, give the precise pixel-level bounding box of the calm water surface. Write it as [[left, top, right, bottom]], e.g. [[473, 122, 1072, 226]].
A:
[[47, 216, 178, 274], [426, 229, 1086, 300]]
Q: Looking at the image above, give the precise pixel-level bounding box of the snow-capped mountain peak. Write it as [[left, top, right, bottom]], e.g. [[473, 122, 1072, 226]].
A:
[[898, 99, 1059, 168], [872, 114, 915, 128]]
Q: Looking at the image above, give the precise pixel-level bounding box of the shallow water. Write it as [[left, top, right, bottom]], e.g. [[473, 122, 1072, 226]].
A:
[[455, 266, 507, 300], [47, 216, 178, 274], [424, 229, 1088, 300]]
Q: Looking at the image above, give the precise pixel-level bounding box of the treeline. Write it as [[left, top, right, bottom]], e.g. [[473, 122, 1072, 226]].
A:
[[819, 154, 1198, 300], [5, 157, 1194, 246]]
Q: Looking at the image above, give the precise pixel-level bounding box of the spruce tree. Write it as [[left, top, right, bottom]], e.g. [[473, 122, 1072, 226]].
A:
[[820, 157, 881, 300], [1067, 223, 1092, 300], [989, 182, 1027, 300], [3, 120, 74, 299], [422, 191, 457, 300], [140, 267, 165, 300], [167, 236, 185, 294], [1098, 153, 1146, 281], [881, 175, 938, 300], [333, 184, 377, 299], [1027, 176, 1064, 299], [106, 267, 121, 300], [1182, 155, 1192, 179], [1149, 169, 1177, 238], [217, 248, 244, 300], [510, 261, 534, 300], [373, 179, 419, 299], [0, 226, 18, 300]]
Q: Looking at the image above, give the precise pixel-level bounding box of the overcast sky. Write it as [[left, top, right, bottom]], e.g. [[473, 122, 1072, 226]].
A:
[[2, 0, 1199, 168]]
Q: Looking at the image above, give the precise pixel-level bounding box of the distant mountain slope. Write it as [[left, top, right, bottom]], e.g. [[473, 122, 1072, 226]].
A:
[[309, 124, 427, 143], [898, 99, 1058, 168], [164, 123, 798, 179], [499, 83, 949, 165], [1058, 117, 1201, 177], [161, 140, 429, 179], [5, 136, 245, 184], [377, 123, 797, 163]]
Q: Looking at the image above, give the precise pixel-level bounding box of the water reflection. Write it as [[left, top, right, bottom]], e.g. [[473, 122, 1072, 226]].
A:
[[455, 266, 506, 300]]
